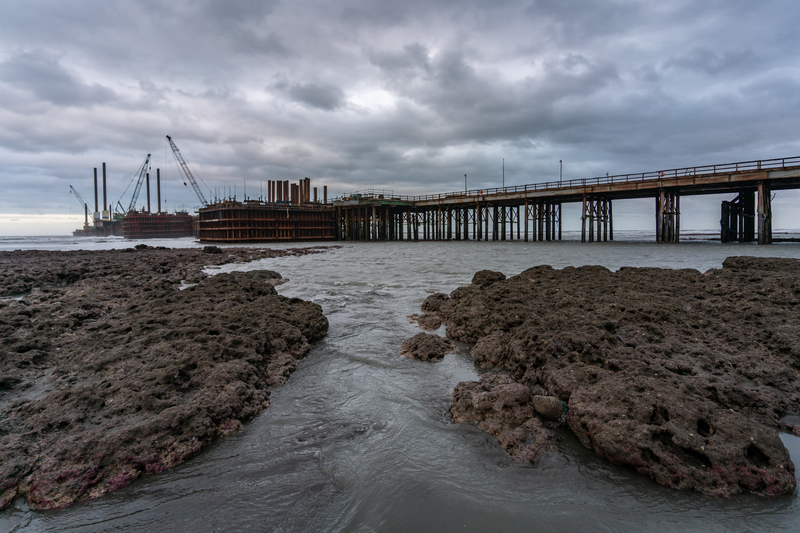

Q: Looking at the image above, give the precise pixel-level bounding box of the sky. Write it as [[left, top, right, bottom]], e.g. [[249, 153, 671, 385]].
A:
[[1, 0, 800, 235]]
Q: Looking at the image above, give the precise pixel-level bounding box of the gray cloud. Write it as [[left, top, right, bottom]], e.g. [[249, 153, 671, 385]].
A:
[[665, 47, 759, 75], [1, 0, 800, 233], [203, 0, 280, 23], [0, 51, 116, 107], [370, 43, 431, 77], [285, 81, 346, 110]]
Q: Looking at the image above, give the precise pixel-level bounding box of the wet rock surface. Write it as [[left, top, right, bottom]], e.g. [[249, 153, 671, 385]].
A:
[[451, 373, 556, 463], [0, 246, 332, 510], [407, 313, 443, 331], [471, 269, 506, 288], [432, 257, 800, 496], [420, 293, 450, 314], [399, 332, 455, 362]]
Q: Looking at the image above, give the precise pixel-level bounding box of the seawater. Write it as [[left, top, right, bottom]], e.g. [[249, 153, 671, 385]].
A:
[[3, 235, 800, 532]]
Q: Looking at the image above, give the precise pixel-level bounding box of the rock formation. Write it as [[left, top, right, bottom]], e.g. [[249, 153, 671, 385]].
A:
[[399, 332, 456, 361], [0, 246, 331, 509], [426, 258, 800, 496]]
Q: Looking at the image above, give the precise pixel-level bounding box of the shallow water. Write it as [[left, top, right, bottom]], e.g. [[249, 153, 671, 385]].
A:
[[3, 237, 800, 532]]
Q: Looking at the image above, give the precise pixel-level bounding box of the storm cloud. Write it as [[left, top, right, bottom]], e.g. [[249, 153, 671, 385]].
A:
[[1, 0, 799, 234]]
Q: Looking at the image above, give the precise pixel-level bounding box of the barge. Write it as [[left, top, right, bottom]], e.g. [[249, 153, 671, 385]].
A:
[[196, 177, 336, 243], [121, 211, 194, 239]]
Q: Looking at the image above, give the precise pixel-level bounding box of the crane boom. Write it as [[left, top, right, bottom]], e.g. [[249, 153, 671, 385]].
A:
[[114, 200, 126, 218], [126, 154, 152, 213], [69, 185, 89, 209], [166, 135, 208, 206], [69, 185, 90, 228]]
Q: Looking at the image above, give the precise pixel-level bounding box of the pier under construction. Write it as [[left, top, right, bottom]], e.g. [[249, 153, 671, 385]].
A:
[[333, 155, 800, 245], [196, 178, 336, 243]]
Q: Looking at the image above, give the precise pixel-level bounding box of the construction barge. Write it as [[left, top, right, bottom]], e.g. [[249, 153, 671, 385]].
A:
[[197, 177, 336, 243], [71, 159, 195, 239], [72, 150, 336, 242], [72, 217, 121, 237], [121, 211, 194, 239], [70, 163, 124, 237]]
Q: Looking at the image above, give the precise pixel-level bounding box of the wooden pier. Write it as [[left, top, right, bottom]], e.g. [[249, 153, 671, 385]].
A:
[[334, 156, 800, 244]]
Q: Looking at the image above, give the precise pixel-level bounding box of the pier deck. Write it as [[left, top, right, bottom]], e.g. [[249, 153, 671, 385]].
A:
[[334, 156, 800, 244]]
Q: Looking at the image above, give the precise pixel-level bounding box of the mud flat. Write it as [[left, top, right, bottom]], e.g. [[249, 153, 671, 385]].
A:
[[0, 246, 331, 510], [418, 257, 800, 497]]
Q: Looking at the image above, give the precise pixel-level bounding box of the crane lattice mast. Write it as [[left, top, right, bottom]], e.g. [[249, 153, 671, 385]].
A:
[[166, 135, 209, 206], [69, 185, 90, 228], [126, 154, 152, 213]]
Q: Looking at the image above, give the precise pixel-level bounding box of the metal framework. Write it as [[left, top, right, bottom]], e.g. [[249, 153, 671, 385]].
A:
[[166, 135, 208, 206], [334, 155, 800, 203], [69, 185, 90, 227], [126, 154, 152, 213]]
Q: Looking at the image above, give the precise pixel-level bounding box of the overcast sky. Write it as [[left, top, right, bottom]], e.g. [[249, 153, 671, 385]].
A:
[[2, 0, 800, 235]]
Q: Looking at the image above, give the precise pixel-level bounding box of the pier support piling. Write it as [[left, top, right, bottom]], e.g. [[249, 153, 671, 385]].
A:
[[656, 189, 680, 243], [758, 181, 772, 245]]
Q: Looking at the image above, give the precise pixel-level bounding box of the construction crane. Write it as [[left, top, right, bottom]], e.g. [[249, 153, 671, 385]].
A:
[[113, 200, 127, 219], [69, 185, 90, 228], [166, 135, 209, 206], [125, 154, 152, 213]]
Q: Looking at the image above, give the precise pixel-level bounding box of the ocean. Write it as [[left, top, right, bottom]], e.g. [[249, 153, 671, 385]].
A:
[[3, 232, 800, 532]]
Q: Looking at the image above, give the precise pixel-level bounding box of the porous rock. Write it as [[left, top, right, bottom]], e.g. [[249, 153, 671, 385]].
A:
[[416, 313, 443, 330], [421, 292, 450, 314], [451, 373, 555, 462], [533, 396, 565, 422], [399, 332, 456, 362], [433, 258, 800, 496], [0, 246, 332, 510], [471, 270, 506, 287]]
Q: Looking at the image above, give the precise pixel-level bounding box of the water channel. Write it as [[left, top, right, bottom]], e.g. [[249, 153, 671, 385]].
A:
[[3, 236, 800, 532]]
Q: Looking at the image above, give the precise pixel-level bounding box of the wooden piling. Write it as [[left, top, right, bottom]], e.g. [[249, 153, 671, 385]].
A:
[[472, 205, 477, 240], [758, 181, 772, 244], [581, 196, 587, 243], [485, 204, 490, 241], [523, 201, 528, 242]]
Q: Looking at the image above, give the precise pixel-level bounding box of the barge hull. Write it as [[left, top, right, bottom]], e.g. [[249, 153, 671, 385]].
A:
[[122, 213, 194, 239], [197, 201, 336, 243]]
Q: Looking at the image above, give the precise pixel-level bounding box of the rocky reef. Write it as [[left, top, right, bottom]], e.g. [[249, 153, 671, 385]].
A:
[[399, 332, 456, 361], [0, 246, 331, 510], [420, 257, 800, 497]]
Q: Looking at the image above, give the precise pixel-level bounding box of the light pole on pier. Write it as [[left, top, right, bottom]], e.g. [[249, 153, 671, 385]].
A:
[[502, 157, 505, 189], [464, 173, 467, 192], [560, 160, 562, 185]]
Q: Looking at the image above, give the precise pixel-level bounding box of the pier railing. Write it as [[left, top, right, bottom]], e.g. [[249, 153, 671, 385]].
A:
[[334, 155, 800, 203]]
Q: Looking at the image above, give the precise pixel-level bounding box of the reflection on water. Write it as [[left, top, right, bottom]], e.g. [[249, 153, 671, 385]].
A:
[[3, 238, 800, 532]]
